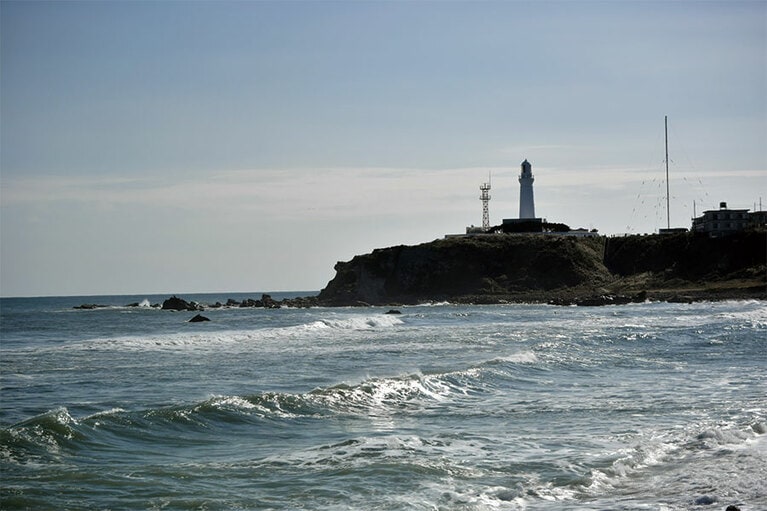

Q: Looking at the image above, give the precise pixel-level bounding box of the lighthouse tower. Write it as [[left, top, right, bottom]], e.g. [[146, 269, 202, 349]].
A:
[[518, 159, 535, 219]]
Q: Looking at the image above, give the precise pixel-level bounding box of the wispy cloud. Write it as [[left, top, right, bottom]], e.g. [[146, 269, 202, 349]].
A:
[[1, 167, 489, 223]]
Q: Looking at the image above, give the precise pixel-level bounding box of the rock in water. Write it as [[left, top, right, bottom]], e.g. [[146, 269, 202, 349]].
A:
[[162, 295, 201, 311], [73, 303, 106, 310], [188, 314, 210, 323], [694, 496, 717, 505]]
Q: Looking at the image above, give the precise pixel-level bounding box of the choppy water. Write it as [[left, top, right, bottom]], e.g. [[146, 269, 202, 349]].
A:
[[1, 294, 765, 510]]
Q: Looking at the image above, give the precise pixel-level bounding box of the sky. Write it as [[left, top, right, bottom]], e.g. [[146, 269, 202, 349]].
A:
[[1, 0, 765, 297]]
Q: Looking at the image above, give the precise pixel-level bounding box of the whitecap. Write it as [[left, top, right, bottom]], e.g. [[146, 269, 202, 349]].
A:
[[494, 351, 539, 364]]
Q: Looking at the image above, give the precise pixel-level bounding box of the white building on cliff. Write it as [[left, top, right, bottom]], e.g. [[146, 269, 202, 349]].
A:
[[502, 159, 544, 232], [518, 159, 535, 219]]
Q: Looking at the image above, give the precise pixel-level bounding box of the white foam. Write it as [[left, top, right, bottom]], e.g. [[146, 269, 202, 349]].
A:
[[695, 426, 752, 449], [494, 351, 539, 364], [206, 395, 258, 411], [84, 407, 127, 420], [24, 313, 405, 355], [317, 315, 404, 330], [583, 418, 767, 502]]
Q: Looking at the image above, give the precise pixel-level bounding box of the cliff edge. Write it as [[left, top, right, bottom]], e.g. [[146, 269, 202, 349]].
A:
[[318, 231, 766, 305]]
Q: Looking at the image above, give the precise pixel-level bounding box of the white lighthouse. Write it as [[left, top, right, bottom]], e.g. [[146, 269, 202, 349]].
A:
[[518, 159, 535, 219]]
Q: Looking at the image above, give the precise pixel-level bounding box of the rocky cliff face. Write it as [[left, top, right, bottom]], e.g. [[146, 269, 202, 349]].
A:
[[318, 231, 766, 305], [603, 231, 766, 279], [318, 235, 612, 305]]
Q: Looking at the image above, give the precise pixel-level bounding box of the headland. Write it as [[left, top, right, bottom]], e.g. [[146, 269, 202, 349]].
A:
[[85, 230, 764, 310], [316, 230, 766, 306]]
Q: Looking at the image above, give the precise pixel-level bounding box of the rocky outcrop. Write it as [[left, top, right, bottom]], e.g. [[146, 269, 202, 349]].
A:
[[317, 231, 766, 306], [237, 294, 282, 308], [73, 303, 108, 310], [318, 235, 612, 305], [162, 296, 203, 311], [188, 314, 210, 322], [153, 294, 320, 311]]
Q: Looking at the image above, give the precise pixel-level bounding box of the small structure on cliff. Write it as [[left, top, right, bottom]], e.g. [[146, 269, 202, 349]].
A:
[[692, 201, 765, 237], [480, 181, 492, 230], [466, 179, 493, 234]]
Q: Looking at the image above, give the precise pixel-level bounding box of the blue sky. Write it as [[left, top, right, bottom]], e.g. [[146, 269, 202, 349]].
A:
[[1, 0, 765, 296]]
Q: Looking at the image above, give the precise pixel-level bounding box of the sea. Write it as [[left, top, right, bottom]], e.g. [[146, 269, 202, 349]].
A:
[[1, 293, 765, 511]]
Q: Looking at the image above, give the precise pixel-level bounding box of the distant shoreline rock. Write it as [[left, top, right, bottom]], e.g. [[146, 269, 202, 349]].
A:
[[73, 303, 108, 310], [152, 293, 321, 311], [162, 295, 203, 311]]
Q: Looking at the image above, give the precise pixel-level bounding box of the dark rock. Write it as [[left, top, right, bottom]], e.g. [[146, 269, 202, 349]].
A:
[[385, 309, 402, 314], [162, 295, 202, 311], [694, 495, 717, 505], [126, 302, 140, 307], [281, 296, 319, 308], [239, 298, 262, 308], [261, 294, 281, 309], [73, 303, 106, 310], [725, 506, 741, 511], [226, 298, 241, 307], [188, 314, 210, 322]]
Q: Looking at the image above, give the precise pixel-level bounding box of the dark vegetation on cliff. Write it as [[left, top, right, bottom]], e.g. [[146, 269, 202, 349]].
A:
[[317, 231, 766, 305]]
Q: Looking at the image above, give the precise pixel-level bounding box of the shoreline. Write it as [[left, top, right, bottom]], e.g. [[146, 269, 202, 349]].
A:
[[73, 278, 764, 311]]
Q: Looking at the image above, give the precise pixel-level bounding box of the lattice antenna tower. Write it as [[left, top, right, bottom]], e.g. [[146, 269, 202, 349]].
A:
[[480, 175, 492, 230]]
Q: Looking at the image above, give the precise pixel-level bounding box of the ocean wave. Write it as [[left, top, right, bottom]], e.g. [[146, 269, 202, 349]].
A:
[[489, 351, 539, 365], [0, 363, 492, 461], [310, 374, 456, 411], [0, 408, 82, 465], [717, 302, 767, 328], [415, 301, 453, 307], [584, 417, 767, 500], [11, 314, 405, 355], [302, 314, 404, 332]]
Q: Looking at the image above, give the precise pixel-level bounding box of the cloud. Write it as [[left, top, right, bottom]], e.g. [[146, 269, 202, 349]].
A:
[[1, 166, 496, 218]]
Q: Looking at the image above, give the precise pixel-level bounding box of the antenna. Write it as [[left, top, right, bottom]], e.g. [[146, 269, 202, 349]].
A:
[[480, 180, 491, 230], [665, 115, 671, 230]]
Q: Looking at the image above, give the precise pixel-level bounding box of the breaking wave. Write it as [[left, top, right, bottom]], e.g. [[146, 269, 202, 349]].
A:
[[0, 353, 542, 465], [10, 314, 406, 355]]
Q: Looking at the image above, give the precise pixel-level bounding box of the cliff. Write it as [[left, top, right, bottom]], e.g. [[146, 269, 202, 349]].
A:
[[318, 231, 766, 305]]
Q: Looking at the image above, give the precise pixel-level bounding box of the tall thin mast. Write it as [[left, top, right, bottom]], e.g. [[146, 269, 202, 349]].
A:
[[665, 115, 670, 229]]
